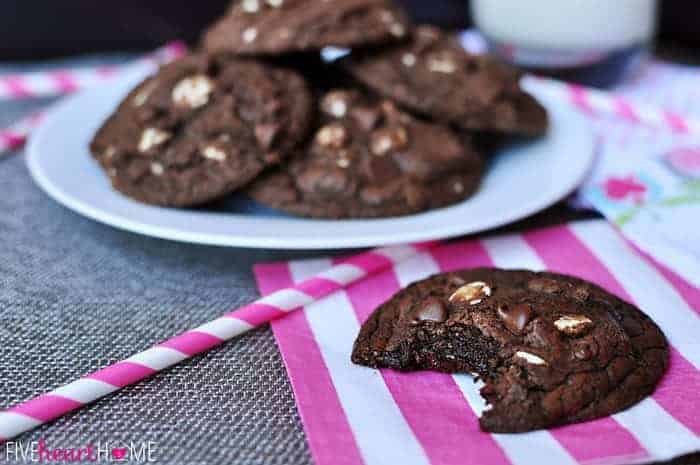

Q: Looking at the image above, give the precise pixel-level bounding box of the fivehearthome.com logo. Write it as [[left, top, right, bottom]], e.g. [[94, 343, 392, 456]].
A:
[[5, 440, 158, 463]]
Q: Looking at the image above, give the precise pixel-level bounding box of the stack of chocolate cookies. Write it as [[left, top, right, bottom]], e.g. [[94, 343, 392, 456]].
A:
[[91, 0, 548, 218]]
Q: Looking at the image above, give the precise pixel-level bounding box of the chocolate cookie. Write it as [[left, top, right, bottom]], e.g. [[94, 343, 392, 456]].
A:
[[203, 0, 411, 56], [352, 269, 668, 432], [342, 26, 548, 137], [90, 54, 312, 207], [247, 89, 484, 218]]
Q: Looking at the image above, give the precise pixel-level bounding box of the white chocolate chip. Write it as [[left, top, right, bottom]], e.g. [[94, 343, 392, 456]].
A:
[[554, 315, 593, 336], [202, 146, 227, 162], [172, 75, 214, 109], [321, 91, 350, 118], [316, 124, 347, 148], [132, 81, 158, 107], [453, 181, 464, 194], [449, 281, 492, 305], [242, 0, 260, 13], [243, 27, 258, 43], [266, 0, 284, 7], [202, 146, 227, 161], [401, 53, 416, 67], [337, 157, 350, 168], [369, 127, 408, 156], [390, 23, 406, 38], [427, 56, 457, 74], [515, 351, 547, 365], [104, 146, 116, 159], [370, 135, 393, 156], [329, 100, 347, 118], [150, 162, 164, 176], [138, 128, 171, 153]]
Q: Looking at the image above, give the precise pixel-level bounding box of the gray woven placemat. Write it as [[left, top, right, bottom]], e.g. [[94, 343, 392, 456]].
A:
[[1, 150, 314, 465], [0, 56, 316, 464]]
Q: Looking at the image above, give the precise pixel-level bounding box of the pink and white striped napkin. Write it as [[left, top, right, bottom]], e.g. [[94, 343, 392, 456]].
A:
[[254, 220, 700, 465]]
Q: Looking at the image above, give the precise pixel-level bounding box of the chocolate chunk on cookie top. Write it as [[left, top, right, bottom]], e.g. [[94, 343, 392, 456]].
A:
[[90, 54, 312, 207], [203, 0, 410, 56], [247, 89, 484, 218], [342, 26, 548, 137], [352, 269, 669, 432]]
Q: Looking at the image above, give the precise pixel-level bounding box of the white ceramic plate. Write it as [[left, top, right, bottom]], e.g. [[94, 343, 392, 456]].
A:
[[26, 69, 594, 249]]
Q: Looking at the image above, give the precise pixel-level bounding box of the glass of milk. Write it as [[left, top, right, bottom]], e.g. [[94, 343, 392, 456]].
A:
[[471, 0, 659, 87]]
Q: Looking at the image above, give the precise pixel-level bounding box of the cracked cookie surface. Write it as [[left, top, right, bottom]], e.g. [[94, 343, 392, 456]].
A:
[[247, 88, 484, 218], [352, 268, 669, 432], [342, 26, 548, 137], [90, 54, 312, 207], [203, 0, 411, 56]]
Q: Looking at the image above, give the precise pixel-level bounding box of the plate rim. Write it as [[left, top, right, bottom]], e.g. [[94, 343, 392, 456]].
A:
[[26, 72, 594, 250]]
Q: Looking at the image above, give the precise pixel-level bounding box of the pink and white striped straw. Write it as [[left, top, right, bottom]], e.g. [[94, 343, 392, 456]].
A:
[[0, 42, 187, 157], [0, 42, 187, 101], [0, 241, 438, 441], [0, 111, 45, 157], [523, 75, 700, 135]]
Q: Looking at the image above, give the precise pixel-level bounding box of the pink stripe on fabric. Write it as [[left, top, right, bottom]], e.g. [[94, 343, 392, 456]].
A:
[[9, 395, 83, 422], [654, 348, 700, 435], [345, 265, 511, 465], [254, 263, 365, 465], [87, 362, 156, 388], [341, 251, 393, 274], [525, 225, 700, 436], [613, 98, 640, 124], [253, 262, 291, 296], [159, 331, 223, 356], [569, 85, 596, 115], [49, 71, 79, 93], [524, 225, 632, 296], [228, 302, 288, 326], [295, 277, 342, 300], [664, 111, 690, 133], [431, 240, 493, 272], [549, 419, 647, 465], [1, 76, 32, 98]]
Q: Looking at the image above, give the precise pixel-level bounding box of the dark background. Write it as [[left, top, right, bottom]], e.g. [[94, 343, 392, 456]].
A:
[[1, 0, 698, 60]]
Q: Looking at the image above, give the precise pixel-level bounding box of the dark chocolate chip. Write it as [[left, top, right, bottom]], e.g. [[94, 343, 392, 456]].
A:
[[415, 298, 448, 322], [498, 303, 534, 334]]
